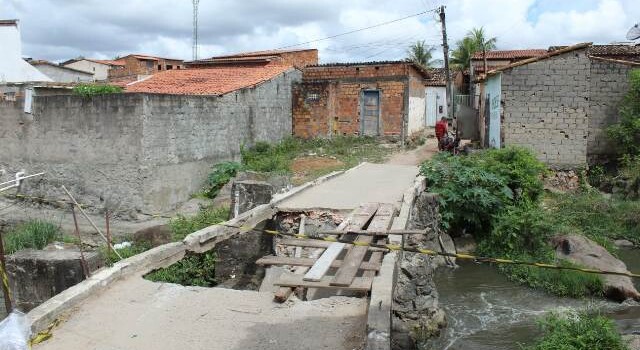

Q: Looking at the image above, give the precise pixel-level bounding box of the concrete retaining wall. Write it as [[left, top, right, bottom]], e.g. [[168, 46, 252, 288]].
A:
[[0, 70, 300, 214]]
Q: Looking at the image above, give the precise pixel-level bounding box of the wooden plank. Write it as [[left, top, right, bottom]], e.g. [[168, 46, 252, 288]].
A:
[[342, 203, 380, 231], [317, 229, 425, 236], [303, 243, 346, 281], [331, 204, 395, 287], [275, 274, 373, 291], [256, 256, 381, 271], [277, 238, 386, 252]]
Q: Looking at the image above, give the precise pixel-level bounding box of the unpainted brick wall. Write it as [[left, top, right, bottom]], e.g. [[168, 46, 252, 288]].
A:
[[293, 63, 417, 138], [587, 60, 634, 160], [501, 49, 590, 167]]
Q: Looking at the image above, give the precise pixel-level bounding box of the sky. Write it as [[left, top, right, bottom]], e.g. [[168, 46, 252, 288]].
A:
[[2, 0, 639, 64]]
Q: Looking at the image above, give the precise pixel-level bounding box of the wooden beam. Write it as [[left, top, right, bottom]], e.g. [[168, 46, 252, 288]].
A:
[[275, 274, 373, 291], [317, 229, 425, 236], [256, 256, 381, 271], [303, 243, 346, 282]]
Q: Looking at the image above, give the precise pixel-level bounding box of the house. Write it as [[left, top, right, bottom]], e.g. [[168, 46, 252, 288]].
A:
[[29, 60, 94, 83], [470, 49, 548, 77], [0, 59, 301, 214], [424, 68, 449, 127], [0, 19, 52, 82], [292, 61, 430, 142], [188, 48, 318, 69], [62, 58, 125, 81], [108, 54, 184, 81], [479, 42, 640, 167]]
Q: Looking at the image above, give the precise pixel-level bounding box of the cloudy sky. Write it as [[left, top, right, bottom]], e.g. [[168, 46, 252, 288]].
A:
[[2, 0, 639, 64]]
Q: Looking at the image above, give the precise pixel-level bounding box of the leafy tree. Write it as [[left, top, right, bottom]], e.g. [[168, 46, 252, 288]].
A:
[[450, 27, 497, 72], [407, 40, 437, 68], [607, 69, 640, 156]]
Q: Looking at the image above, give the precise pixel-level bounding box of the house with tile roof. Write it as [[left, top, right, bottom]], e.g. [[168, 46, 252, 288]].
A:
[[424, 68, 449, 127], [189, 48, 318, 69], [107, 54, 184, 81], [477, 42, 640, 167], [62, 58, 125, 81]]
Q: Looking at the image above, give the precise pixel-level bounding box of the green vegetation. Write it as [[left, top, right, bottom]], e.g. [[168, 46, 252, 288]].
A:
[[407, 40, 438, 68], [606, 69, 640, 157], [205, 161, 243, 198], [2, 220, 63, 254], [420, 147, 605, 297], [170, 206, 230, 241], [526, 311, 628, 350], [101, 240, 151, 265], [451, 27, 497, 71], [72, 84, 123, 97], [145, 251, 217, 287]]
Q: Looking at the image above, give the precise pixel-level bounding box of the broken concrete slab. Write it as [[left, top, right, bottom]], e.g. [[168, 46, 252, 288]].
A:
[[230, 180, 274, 219]]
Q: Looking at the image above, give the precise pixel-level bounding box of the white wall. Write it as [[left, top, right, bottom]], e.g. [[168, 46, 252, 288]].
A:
[[32, 64, 94, 83], [425, 86, 447, 127], [64, 60, 109, 81], [0, 22, 52, 82], [407, 95, 426, 134]]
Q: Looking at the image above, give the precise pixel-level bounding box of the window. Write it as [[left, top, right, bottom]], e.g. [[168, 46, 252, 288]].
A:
[[306, 93, 320, 102], [146, 61, 154, 69], [166, 65, 173, 70], [157, 64, 162, 70]]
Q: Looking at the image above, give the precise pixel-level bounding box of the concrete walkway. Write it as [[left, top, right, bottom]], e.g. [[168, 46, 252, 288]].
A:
[[36, 275, 367, 350], [278, 162, 419, 210]]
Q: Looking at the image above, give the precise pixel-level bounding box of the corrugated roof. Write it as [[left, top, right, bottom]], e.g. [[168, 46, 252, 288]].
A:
[[125, 62, 294, 96], [471, 49, 548, 60]]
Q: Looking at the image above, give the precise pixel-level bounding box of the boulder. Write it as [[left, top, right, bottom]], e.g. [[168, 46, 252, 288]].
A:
[[133, 225, 173, 247], [614, 239, 635, 248], [453, 234, 477, 254], [551, 235, 640, 302]]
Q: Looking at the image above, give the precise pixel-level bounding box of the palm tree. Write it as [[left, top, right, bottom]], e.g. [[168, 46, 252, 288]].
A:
[[407, 40, 436, 68], [450, 27, 497, 73]]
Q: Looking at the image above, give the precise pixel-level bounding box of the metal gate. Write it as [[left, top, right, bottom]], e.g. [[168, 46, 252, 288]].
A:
[[361, 90, 380, 136], [425, 90, 437, 127]]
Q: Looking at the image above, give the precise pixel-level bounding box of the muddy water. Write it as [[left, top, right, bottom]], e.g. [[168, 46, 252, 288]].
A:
[[427, 249, 640, 350]]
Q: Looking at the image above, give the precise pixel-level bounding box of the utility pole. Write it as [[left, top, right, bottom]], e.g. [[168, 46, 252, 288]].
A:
[[439, 6, 455, 123]]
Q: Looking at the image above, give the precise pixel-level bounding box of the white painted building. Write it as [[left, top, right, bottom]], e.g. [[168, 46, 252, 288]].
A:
[[425, 68, 448, 127], [31, 60, 94, 83], [62, 58, 124, 81], [0, 19, 52, 83]]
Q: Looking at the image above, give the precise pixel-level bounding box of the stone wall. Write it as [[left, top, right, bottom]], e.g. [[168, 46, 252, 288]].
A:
[[588, 59, 635, 161], [501, 48, 590, 167], [0, 70, 298, 214]]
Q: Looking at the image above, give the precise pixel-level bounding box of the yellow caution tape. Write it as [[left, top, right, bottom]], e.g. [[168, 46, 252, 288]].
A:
[[29, 318, 61, 347], [0, 262, 11, 302]]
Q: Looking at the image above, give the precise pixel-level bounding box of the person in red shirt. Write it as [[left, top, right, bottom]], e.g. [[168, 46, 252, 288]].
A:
[[435, 117, 448, 150]]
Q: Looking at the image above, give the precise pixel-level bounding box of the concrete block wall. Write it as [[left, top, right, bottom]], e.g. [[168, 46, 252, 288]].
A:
[[588, 60, 633, 160], [0, 69, 299, 214], [407, 72, 426, 134], [501, 49, 590, 167]]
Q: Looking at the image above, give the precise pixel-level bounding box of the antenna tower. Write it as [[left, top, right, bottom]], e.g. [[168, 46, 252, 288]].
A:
[[192, 0, 200, 60]]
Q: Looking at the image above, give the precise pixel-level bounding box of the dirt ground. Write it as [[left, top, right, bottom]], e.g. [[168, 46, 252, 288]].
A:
[[386, 136, 439, 166], [290, 156, 345, 185]]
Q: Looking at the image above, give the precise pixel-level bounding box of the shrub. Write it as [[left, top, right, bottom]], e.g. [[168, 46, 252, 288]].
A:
[[607, 69, 640, 157], [3, 220, 62, 254], [526, 311, 628, 350], [205, 161, 243, 198], [72, 84, 123, 97], [145, 252, 217, 287], [101, 241, 151, 265], [170, 206, 230, 241]]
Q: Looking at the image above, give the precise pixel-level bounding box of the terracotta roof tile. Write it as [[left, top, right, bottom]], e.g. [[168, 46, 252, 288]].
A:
[[471, 49, 548, 60], [425, 68, 450, 86], [210, 48, 316, 59], [125, 62, 293, 95]]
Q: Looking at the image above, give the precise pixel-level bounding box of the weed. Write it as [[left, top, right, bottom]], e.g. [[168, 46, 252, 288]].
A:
[[170, 206, 230, 241], [145, 252, 217, 287], [525, 310, 628, 350], [72, 84, 123, 97], [205, 161, 242, 198], [2, 220, 62, 254], [101, 240, 152, 265]]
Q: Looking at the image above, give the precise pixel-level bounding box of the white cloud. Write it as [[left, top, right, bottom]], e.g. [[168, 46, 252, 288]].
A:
[[1, 0, 638, 63]]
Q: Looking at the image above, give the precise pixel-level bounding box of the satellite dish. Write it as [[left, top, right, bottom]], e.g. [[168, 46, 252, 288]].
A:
[[627, 23, 640, 40]]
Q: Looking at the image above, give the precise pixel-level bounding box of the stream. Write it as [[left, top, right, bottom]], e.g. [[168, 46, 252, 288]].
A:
[[427, 248, 640, 350]]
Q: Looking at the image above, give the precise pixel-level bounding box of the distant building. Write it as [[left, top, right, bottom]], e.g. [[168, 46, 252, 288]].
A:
[[470, 49, 548, 77], [424, 68, 449, 127], [189, 48, 319, 69], [30, 60, 94, 83], [0, 19, 52, 82], [108, 54, 184, 81], [62, 58, 125, 81], [292, 61, 430, 141]]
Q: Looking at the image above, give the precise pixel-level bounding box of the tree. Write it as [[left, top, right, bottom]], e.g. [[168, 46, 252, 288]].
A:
[[450, 27, 497, 72], [407, 40, 436, 68], [607, 69, 640, 156]]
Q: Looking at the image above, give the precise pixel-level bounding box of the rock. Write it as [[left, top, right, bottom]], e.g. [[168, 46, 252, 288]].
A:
[[453, 234, 477, 254], [176, 198, 212, 217], [229, 180, 273, 219], [133, 225, 173, 247], [624, 334, 640, 350], [614, 239, 635, 248], [551, 235, 640, 302]]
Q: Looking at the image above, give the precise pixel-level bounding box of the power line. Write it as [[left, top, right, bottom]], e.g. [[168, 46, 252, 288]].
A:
[[276, 8, 439, 50]]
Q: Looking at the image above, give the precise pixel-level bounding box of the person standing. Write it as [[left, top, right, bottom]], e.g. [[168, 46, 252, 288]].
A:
[[435, 117, 448, 150]]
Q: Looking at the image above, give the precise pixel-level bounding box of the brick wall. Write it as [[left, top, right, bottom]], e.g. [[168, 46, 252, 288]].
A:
[[108, 56, 184, 80], [501, 49, 590, 167], [588, 59, 634, 160], [293, 63, 420, 139], [279, 50, 318, 68]]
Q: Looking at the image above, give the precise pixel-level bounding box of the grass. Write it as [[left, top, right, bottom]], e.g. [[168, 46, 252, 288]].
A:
[[2, 220, 63, 254], [525, 310, 629, 350], [101, 240, 152, 265], [145, 251, 217, 287], [170, 206, 230, 241]]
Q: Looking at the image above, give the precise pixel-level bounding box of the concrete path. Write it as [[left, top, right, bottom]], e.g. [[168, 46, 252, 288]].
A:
[[278, 162, 419, 210], [36, 275, 367, 350]]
